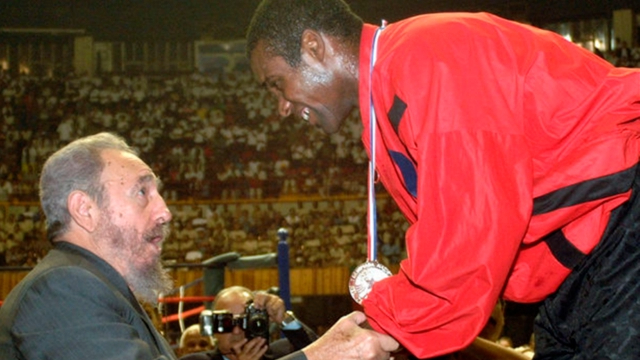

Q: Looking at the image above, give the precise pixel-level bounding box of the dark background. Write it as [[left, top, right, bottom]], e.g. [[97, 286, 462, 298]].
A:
[[1, 0, 638, 41]]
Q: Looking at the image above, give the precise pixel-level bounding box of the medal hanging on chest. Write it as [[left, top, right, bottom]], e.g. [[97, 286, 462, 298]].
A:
[[349, 21, 392, 305]]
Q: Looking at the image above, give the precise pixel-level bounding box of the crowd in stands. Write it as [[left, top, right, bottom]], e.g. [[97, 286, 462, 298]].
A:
[[0, 198, 408, 268], [0, 69, 368, 203], [602, 39, 640, 68], [0, 67, 407, 267], [162, 198, 408, 268]]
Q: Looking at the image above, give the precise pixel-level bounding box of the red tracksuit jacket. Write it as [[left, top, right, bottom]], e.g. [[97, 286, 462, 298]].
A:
[[357, 12, 640, 358]]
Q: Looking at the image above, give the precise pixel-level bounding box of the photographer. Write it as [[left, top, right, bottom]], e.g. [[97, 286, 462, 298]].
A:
[[180, 286, 317, 360]]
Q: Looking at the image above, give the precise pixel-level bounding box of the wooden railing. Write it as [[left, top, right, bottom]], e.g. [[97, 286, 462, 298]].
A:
[[1, 266, 400, 302], [0, 269, 31, 301]]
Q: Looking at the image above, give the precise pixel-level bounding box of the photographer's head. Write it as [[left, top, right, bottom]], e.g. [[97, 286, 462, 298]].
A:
[[212, 286, 257, 357]]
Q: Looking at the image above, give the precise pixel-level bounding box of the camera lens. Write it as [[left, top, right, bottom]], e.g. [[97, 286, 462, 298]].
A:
[[219, 315, 235, 332], [200, 310, 214, 336], [207, 311, 238, 333], [245, 304, 270, 340], [248, 316, 268, 333]]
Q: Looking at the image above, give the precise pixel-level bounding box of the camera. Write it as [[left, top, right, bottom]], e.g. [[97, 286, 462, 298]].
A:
[[200, 303, 270, 340]]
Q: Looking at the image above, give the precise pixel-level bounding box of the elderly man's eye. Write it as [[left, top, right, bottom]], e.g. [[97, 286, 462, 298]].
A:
[[268, 80, 282, 91]]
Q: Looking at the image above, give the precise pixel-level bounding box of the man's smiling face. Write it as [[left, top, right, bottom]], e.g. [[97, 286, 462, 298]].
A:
[[250, 39, 354, 134]]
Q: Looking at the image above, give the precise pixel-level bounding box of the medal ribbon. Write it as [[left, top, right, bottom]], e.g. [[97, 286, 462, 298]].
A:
[[367, 20, 387, 262]]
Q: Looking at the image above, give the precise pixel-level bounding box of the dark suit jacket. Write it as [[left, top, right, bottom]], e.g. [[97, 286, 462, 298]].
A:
[[180, 324, 316, 360], [0, 241, 177, 360]]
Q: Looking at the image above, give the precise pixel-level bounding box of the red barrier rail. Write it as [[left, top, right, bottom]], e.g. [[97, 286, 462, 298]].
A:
[[157, 296, 215, 304], [162, 305, 205, 323]]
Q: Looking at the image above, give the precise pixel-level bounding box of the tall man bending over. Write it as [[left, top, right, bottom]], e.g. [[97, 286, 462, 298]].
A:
[[247, 0, 640, 358]]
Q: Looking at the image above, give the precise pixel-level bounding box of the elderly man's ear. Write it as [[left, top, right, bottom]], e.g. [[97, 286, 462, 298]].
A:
[[68, 190, 99, 233]]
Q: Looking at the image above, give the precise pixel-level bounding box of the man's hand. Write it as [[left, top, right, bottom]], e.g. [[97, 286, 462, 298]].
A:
[[253, 291, 286, 323], [302, 311, 400, 360], [230, 337, 269, 360]]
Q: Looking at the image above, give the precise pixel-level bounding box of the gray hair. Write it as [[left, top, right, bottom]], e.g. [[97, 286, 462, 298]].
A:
[[39, 132, 137, 241]]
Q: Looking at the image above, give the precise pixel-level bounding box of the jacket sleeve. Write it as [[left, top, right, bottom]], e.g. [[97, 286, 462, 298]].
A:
[[362, 17, 535, 358], [364, 129, 532, 357], [10, 267, 176, 360], [282, 320, 319, 350]]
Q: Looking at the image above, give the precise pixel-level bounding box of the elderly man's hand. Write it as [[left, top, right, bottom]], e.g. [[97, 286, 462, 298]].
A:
[[302, 311, 399, 360]]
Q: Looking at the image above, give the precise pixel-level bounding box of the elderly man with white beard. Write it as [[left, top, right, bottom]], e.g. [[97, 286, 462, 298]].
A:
[[0, 132, 177, 360]]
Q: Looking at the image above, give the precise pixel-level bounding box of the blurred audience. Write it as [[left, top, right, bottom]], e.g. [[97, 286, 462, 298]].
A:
[[178, 324, 216, 357], [0, 68, 410, 267], [0, 198, 408, 268], [0, 69, 368, 203]]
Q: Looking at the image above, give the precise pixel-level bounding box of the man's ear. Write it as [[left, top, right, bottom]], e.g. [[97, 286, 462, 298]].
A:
[[300, 29, 326, 63], [68, 190, 99, 232]]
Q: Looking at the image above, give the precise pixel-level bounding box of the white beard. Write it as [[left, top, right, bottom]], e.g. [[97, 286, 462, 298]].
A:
[[94, 209, 174, 304]]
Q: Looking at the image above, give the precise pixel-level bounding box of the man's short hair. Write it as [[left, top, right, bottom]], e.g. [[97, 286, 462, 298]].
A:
[[39, 132, 135, 241], [246, 0, 363, 67]]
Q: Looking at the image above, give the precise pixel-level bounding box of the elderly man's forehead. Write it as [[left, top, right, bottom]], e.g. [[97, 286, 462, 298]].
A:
[[100, 150, 158, 183]]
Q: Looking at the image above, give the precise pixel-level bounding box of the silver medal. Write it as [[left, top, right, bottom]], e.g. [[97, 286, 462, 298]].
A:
[[349, 261, 392, 304]]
